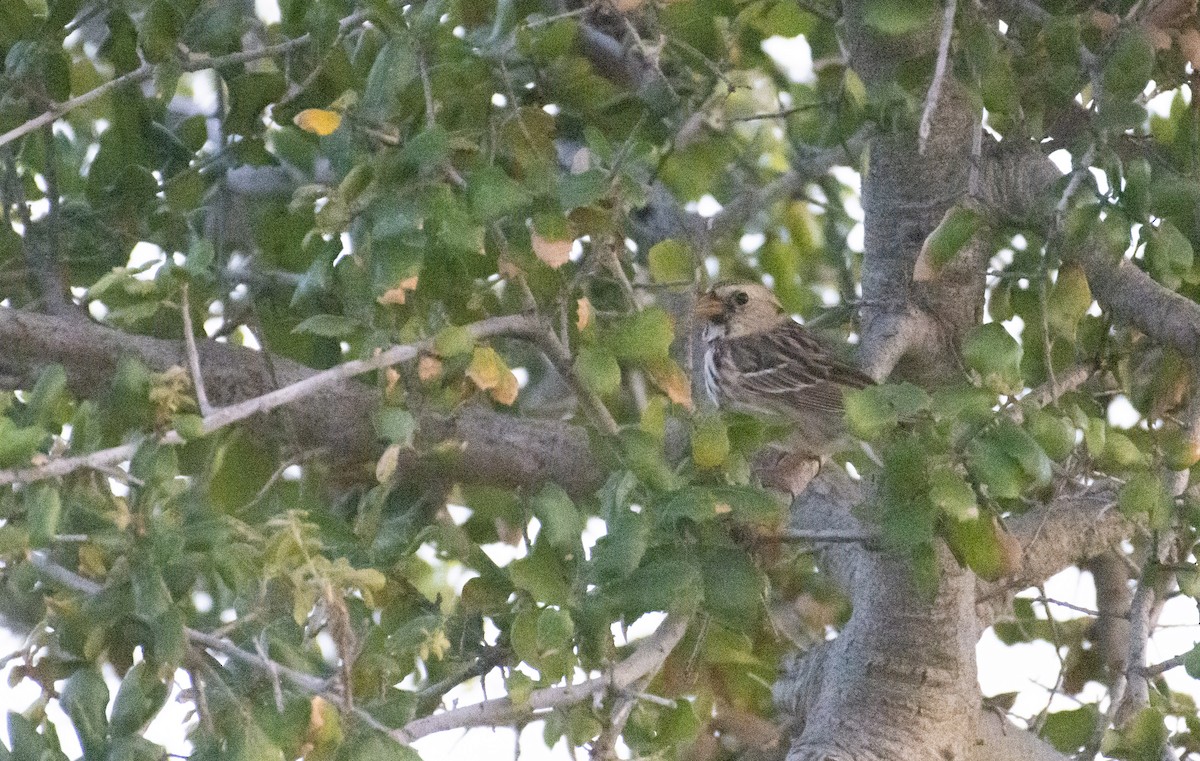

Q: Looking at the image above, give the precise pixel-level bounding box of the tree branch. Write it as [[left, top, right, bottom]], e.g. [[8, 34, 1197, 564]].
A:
[[919, 0, 958, 156], [0, 309, 603, 494], [393, 612, 690, 743]]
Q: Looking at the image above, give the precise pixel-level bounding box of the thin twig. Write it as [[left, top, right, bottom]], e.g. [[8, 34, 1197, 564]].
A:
[[419, 52, 437, 130], [28, 552, 400, 737], [0, 13, 366, 149], [918, 0, 957, 156], [180, 284, 212, 416], [393, 613, 690, 743], [775, 529, 880, 545]]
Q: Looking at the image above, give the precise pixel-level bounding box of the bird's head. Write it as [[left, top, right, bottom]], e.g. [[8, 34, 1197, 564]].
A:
[[696, 282, 786, 338]]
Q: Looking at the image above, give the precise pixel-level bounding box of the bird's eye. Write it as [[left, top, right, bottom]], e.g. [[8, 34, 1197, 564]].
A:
[[733, 291, 749, 306]]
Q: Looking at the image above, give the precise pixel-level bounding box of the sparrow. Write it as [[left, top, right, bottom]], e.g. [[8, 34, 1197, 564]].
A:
[[696, 283, 875, 458]]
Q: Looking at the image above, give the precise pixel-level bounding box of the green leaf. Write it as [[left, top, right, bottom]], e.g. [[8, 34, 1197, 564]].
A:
[[963, 323, 1023, 394], [359, 37, 419, 122], [942, 515, 1005, 581], [469, 167, 531, 220], [400, 126, 449, 169], [110, 661, 170, 737], [131, 560, 173, 621], [618, 428, 678, 492], [591, 506, 647, 583], [139, 0, 183, 62], [225, 72, 286, 136], [968, 436, 1025, 500], [573, 346, 622, 397], [1026, 410, 1076, 462], [530, 484, 585, 552], [843, 382, 929, 440], [988, 420, 1053, 488], [1047, 264, 1092, 339], [25, 483, 61, 547], [1145, 220, 1194, 289], [26, 364, 70, 428], [1041, 706, 1099, 753], [1103, 30, 1156, 100], [292, 314, 360, 338], [434, 325, 476, 357], [1119, 472, 1170, 528], [61, 667, 110, 758], [691, 416, 730, 469], [1102, 707, 1167, 761], [506, 671, 534, 712], [862, 0, 937, 35], [698, 546, 763, 626], [558, 169, 609, 210], [0, 418, 48, 469], [709, 485, 785, 525], [617, 555, 703, 616], [929, 467, 978, 521], [335, 727, 422, 761], [508, 538, 572, 604], [919, 206, 980, 271], [1182, 641, 1200, 679], [647, 239, 693, 283], [603, 308, 675, 366], [375, 407, 417, 447]]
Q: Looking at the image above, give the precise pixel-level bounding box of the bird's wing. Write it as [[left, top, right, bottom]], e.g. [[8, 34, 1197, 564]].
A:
[[721, 321, 874, 413]]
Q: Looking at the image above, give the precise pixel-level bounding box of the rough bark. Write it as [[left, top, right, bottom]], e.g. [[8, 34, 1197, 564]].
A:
[[0, 309, 603, 495]]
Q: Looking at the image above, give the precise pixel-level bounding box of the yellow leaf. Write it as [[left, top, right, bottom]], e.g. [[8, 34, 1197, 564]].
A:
[[576, 297, 593, 331], [531, 231, 573, 269], [376, 443, 401, 483], [646, 360, 693, 411], [418, 355, 443, 382], [377, 275, 419, 306], [384, 367, 401, 395], [418, 628, 452, 661], [293, 108, 342, 136], [467, 347, 519, 405], [492, 367, 519, 405]]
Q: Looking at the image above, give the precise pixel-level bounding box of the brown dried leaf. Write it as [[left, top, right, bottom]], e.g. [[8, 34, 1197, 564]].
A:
[[418, 355, 444, 382], [576, 297, 593, 331], [531, 231, 573, 269], [377, 275, 419, 306], [467, 347, 519, 405], [645, 359, 693, 411]]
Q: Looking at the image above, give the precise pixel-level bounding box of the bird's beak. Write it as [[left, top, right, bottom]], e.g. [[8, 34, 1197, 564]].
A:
[[694, 291, 725, 320]]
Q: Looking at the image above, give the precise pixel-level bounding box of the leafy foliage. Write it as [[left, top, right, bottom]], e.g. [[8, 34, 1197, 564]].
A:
[[1, 0, 1200, 759]]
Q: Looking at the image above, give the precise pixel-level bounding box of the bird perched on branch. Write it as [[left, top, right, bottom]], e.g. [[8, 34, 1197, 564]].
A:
[[697, 283, 875, 492]]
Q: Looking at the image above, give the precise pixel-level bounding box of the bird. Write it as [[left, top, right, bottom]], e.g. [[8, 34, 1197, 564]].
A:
[[696, 282, 875, 465]]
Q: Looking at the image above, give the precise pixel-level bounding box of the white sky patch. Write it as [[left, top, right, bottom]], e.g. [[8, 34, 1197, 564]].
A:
[[1147, 87, 1180, 117], [1106, 395, 1140, 429], [846, 222, 865, 253], [511, 366, 530, 389], [1048, 148, 1073, 174], [741, 232, 766, 253], [692, 194, 723, 218], [255, 0, 282, 23], [761, 35, 816, 84]]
